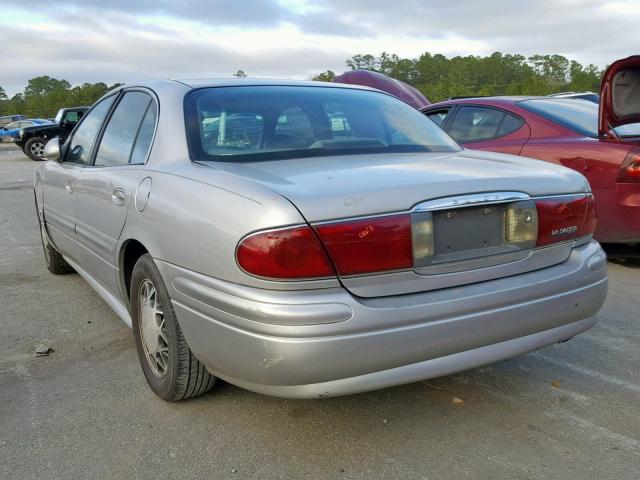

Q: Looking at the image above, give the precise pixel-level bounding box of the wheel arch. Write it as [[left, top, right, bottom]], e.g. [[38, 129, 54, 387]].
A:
[[119, 238, 151, 303]]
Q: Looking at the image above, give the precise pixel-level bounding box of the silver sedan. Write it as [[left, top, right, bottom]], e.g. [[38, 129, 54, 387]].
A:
[[34, 79, 608, 400]]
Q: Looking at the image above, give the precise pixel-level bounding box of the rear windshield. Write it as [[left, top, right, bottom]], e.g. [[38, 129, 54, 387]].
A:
[[185, 85, 460, 162], [518, 98, 598, 137]]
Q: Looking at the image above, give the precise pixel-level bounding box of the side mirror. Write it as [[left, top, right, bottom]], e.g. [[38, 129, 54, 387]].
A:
[[44, 137, 61, 162]]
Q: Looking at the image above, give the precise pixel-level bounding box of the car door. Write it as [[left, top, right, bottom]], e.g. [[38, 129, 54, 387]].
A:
[[73, 90, 158, 294], [42, 95, 116, 261], [441, 105, 531, 155]]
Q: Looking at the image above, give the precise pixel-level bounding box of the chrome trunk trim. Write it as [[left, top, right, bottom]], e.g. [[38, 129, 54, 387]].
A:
[[413, 191, 530, 212]]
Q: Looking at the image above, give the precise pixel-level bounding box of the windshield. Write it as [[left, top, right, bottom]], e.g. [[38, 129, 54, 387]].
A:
[[185, 86, 460, 162], [518, 98, 598, 137]]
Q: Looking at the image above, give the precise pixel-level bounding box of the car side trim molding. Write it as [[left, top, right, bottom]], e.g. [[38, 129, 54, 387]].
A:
[[63, 255, 133, 327]]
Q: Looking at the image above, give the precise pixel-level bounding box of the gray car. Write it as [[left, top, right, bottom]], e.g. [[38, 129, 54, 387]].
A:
[[34, 79, 608, 401]]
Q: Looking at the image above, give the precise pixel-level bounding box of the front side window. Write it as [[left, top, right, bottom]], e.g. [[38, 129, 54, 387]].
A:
[[425, 108, 451, 127], [518, 98, 598, 137], [95, 92, 153, 167], [63, 111, 81, 124], [65, 96, 116, 165], [5, 121, 21, 130], [448, 106, 523, 143], [185, 86, 460, 162]]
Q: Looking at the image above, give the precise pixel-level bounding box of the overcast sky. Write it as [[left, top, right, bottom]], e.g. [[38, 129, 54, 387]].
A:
[[1, 0, 638, 95]]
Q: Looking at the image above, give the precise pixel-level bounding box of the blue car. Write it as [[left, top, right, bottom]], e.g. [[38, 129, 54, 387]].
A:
[[0, 118, 53, 142]]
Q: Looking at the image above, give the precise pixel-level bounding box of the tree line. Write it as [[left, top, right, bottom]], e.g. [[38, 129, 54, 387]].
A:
[[312, 52, 604, 102], [0, 76, 121, 119], [0, 53, 604, 118]]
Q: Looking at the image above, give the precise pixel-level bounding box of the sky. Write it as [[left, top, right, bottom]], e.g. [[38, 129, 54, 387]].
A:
[[1, 0, 639, 95]]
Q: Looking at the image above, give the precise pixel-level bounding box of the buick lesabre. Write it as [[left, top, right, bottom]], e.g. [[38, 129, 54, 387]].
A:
[[34, 79, 608, 400]]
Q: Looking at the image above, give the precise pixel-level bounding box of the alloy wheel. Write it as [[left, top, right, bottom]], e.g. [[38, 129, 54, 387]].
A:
[[138, 279, 169, 378], [30, 141, 45, 157]]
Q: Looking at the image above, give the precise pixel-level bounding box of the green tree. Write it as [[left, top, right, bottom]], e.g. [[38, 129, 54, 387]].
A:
[[0, 77, 115, 117], [233, 70, 248, 78], [310, 70, 336, 82], [0, 86, 6, 100], [24, 76, 71, 97], [343, 52, 603, 102]]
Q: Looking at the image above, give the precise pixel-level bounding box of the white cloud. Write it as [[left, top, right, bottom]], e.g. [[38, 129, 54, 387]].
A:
[[0, 0, 638, 95]]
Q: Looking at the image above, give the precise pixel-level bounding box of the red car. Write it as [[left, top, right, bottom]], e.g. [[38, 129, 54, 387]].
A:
[[419, 57, 640, 244], [338, 57, 640, 244]]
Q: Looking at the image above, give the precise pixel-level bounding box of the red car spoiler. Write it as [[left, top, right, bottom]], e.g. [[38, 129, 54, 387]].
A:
[[333, 70, 430, 110]]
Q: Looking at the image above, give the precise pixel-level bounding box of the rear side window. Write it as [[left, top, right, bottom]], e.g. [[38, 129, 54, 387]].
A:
[[518, 98, 598, 137], [448, 106, 523, 143], [66, 96, 116, 165], [95, 92, 154, 167]]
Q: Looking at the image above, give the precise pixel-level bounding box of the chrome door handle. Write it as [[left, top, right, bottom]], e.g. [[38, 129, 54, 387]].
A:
[[65, 180, 75, 194], [111, 188, 126, 206]]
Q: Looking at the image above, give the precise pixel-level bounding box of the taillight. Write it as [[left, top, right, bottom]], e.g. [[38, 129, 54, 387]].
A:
[[618, 147, 640, 183], [315, 214, 413, 275], [236, 226, 335, 279], [535, 195, 596, 247]]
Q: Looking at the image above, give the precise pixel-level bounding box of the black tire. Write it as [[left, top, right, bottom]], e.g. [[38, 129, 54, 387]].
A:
[[36, 196, 75, 275], [131, 254, 216, 401], [24, 137, 47, 161]]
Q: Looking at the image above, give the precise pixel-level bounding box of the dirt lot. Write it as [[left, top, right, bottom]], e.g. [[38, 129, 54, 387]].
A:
[[1, 143, 639, 480]]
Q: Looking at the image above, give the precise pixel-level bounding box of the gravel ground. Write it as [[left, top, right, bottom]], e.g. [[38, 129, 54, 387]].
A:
[[1, 143, 639, 480]]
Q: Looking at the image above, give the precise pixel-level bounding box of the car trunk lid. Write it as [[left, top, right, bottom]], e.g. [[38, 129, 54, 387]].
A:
[[599, 55, 640, 137], [204, 150, 587, 222], [203, 151, 591, 297]]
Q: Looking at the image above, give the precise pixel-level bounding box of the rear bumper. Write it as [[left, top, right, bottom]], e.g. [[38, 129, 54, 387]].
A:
[[157, 241, 608, 398]]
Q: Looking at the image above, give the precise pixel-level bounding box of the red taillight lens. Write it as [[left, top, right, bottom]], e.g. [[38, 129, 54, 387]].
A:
[[314, 214, 412, 275], [236, 226, 335, 279], [535, 195, 596, 247], [581, 194, 597, 238], [618, 148, 640, 183]]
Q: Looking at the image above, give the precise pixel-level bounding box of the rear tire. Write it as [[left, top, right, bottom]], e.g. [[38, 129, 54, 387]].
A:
[[130, 254, 216, 401], [24, 137, 46, 161]]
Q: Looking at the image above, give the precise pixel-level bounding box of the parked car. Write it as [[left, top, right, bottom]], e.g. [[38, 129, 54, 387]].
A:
[[35, 79, 607, 401], [333, 69, 430, 109], [0, 114, 25, 128], [417, 56, 640, 244], [547, 91, 599, 103], [17, 106, 88, 160], [0, 119, 53, 143]]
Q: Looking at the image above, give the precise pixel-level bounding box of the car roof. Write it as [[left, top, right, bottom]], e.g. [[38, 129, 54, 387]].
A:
[[425, 96, 550, 110], [177, 78, 379, 90], [109, 78, 380, 96]]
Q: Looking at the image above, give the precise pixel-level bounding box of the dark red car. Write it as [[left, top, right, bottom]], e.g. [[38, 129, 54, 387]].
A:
[[338, 57, 640, 244], [419, 57, 640, 244]]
